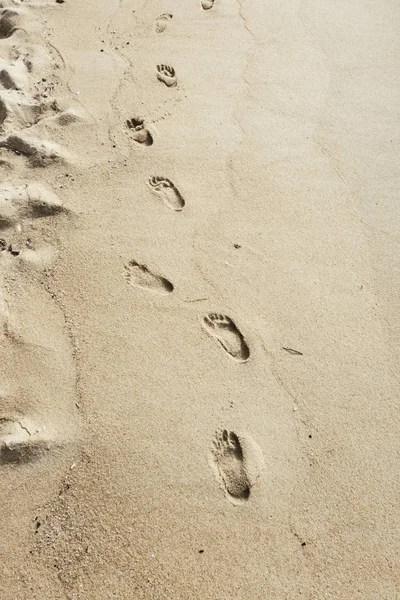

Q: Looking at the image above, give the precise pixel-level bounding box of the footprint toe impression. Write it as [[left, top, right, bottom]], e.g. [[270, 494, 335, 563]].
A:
[[156, 64, 177, 88], [126, 117, 153, 146], [211, 429, 263, 503], [202, 313, 250, 362], [148, 176, 185, 211], [0, 133, 67, 167], [125, 260, 173, 295]]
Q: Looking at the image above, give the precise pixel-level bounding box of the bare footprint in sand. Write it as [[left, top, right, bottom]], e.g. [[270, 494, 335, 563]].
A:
[[156, 64, 177, 88], [125, 260, 173, 295], [211, 429, 263, 503], [126, 117, 153, 146], [0, 8, 25, 39], [201, 0, 215, 9], [202, 314, 250, 363], [148, 176, 185, 211], [0, 416, 52, 464], [154, 13, 172, 34]]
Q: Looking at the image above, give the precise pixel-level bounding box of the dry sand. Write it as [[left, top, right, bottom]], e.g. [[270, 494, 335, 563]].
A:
[[0, 0, 399, 598]]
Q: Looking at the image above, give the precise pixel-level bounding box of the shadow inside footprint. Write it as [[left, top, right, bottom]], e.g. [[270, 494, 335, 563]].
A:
[[211, 429, 262, 503], [125, 260, 173, 295], [148, 176, 185, 211], [202, 313, 250, 362], [126, 118, 153, 146]]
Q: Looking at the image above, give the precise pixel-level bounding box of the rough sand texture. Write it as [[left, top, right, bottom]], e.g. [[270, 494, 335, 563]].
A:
[[0, 0, 399, 599]]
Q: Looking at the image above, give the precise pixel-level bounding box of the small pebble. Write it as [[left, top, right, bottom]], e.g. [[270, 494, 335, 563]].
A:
[[8, 245, 20, 256]]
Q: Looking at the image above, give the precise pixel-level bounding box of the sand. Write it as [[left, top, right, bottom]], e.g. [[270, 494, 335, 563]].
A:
[[0, 0, 399, 598]]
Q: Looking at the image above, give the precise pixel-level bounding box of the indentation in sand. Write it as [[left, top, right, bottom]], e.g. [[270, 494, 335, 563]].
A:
[[0, 132, 70, 166], [0, 8, 25, 39], [0, 57, 28, 90], [211, 429, 263, 504], [0, 182, 64, 228], [154, 13, 172, 34], [202, 313, 250, 362], [156, 64, 177, 88], [126, 117, 153, 146], [201, 0, 215, 10], [0, 91, 56, 130], [148, 176, 185, 211], [125, 260, 173, 294]]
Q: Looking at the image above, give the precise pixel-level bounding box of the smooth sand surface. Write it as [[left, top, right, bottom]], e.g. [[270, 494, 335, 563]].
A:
[[0, 0, 399, 598]]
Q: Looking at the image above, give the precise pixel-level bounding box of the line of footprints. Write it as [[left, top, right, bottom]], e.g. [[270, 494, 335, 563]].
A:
[[125, 0, 264, 505], [0, 0, 263, 507]]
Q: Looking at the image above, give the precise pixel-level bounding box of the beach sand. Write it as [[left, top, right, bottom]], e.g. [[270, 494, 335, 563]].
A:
[[0, 0, 399, 598]]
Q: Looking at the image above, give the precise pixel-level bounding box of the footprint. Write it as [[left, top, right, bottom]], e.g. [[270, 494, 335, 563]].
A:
[[154, 13, 172, 34], [156, 64, 177, 88], [125, 260, 173, 295], [148, 176, 185, 211], [202, 314, 250, 363], [0, 416, 51, 464], [211, 429, 263, 503], [201, 0, 215, 10], [126, 117, 153, 146], [0, 132, 68, 166], [0, 8, 24, 39], [0, 183, 64, 229]]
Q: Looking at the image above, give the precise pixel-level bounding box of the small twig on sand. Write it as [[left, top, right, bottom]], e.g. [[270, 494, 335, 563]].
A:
[[282, 347, 303, 356]]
